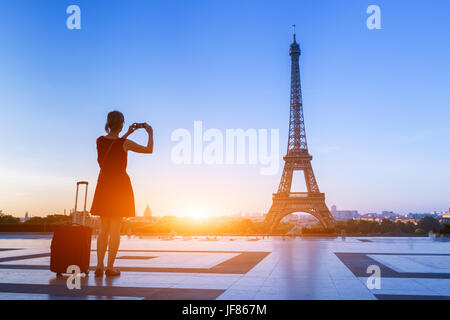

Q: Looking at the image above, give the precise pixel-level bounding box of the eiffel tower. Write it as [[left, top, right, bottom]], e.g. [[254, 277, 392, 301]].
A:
[[264, 27, 336, 233]]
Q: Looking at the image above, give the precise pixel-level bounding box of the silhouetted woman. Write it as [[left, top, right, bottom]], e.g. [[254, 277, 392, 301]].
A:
[[91, 111, 153, 277]]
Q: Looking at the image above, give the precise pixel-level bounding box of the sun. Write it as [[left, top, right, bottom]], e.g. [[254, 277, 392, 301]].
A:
[[184, 208, 208, 220]]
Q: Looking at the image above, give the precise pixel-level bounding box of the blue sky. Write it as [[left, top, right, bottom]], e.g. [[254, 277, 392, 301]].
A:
[[0, 0, 449, 217]]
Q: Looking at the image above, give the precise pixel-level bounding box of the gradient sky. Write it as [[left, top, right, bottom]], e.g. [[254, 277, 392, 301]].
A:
[[1, 0, 449, 217]]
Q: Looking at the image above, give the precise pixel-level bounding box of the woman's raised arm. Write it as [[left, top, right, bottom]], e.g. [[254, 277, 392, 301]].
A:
[[123, 124, 153, 154]]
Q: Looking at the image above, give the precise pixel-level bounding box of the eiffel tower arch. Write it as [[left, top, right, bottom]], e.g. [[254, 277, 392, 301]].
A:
[[264, 27, 336, 233]]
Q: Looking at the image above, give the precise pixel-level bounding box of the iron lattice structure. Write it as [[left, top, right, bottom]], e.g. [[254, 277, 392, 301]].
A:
[[264, 29, 336, 233]]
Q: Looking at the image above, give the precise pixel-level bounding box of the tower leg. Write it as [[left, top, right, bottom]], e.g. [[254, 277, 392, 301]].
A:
[[264, 206, 277, 233], [270, 215, 284, 233], [312, 204, 336, 230]]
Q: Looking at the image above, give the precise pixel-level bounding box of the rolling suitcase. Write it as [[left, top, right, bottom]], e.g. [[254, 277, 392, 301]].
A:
[[50, 181, 92, 276]]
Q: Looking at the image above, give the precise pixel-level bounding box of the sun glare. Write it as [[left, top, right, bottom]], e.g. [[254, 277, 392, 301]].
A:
[[185, 208, 208, 220]]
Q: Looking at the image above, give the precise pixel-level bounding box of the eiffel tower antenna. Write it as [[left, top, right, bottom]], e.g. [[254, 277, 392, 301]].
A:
[[264, 31, 336, 233]]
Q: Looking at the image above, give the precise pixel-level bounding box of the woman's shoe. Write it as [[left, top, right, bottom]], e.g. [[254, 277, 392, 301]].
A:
[[94, 268, 104, 277], [105, 268, 121, 277]]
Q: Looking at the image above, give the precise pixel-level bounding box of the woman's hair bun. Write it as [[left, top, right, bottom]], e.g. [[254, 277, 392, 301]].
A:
[[105, 110, 124, 133]]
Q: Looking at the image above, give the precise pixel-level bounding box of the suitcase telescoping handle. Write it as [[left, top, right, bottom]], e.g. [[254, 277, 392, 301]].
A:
[[73, 181, 88, 225]]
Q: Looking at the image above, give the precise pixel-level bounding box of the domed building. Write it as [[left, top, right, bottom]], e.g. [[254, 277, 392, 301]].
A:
[[143, 204, 152, 217]]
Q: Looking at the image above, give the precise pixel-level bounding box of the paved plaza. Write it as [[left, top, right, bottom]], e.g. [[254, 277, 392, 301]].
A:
[[0, 235, 449, 300]]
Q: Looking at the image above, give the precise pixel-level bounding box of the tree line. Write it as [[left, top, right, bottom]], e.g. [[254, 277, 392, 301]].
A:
[[302, 216, 449, 235], [1, 210, 449, 235]]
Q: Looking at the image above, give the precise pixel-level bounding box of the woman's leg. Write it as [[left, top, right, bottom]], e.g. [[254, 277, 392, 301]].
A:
[[106, 217, 122, 270], [96, 217, 111, 270]]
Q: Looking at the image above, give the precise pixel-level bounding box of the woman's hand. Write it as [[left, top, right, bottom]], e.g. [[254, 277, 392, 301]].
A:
[[129, 123, 140, 133], [123, 122, 154, 154], [122, 123, 139, 139], [144, 123, 153, 134]]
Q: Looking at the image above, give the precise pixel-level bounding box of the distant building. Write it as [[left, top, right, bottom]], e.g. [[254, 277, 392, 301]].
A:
[[331, 205, 359, 221], [406, 212, 436, 220], [395, 217, 418, 225], [20, 211, 30, 223], [442, 213, 450, 223], [381, 211, 396, 217], [234, 212, 265, 222], [126, 205, 155, 223], [143, 204, 152, 217], [284, 215, 301, 223]]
